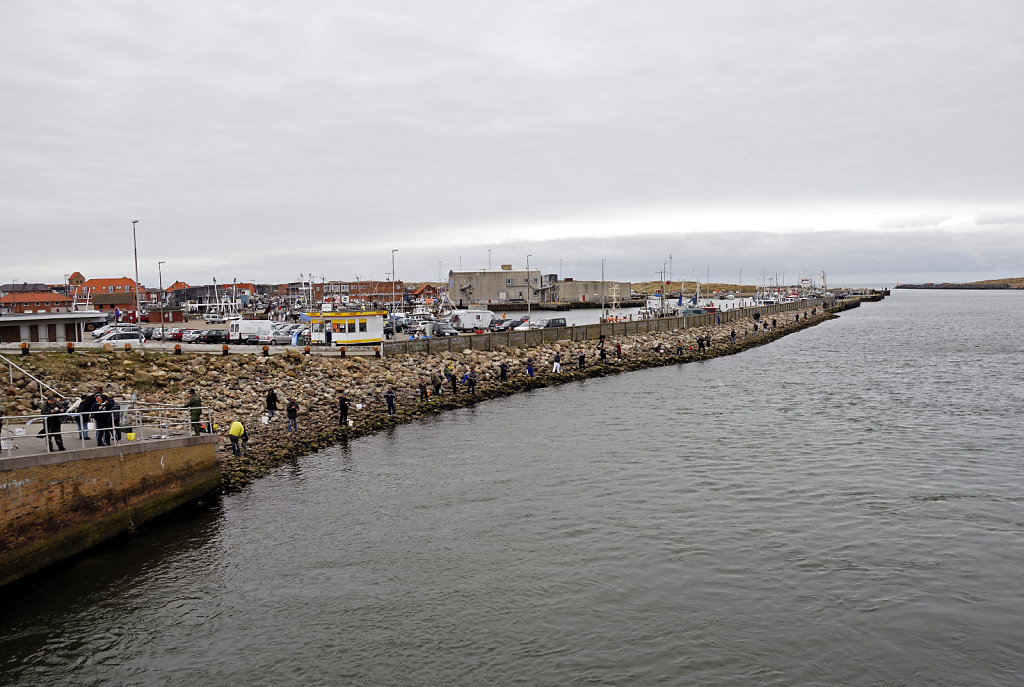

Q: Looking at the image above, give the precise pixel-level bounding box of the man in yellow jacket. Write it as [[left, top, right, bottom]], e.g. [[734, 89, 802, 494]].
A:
[[228, 420, 248, 456]]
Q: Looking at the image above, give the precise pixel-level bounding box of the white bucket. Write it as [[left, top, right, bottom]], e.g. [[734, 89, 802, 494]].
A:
[[347, 419, 353, 427], [0, 438, 12, 450], [261, 415, 269, 425], [87, 421, 96, 431]]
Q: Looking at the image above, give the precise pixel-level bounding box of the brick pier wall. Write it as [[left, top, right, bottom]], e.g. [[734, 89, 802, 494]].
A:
[[0, 436, 220, 587]]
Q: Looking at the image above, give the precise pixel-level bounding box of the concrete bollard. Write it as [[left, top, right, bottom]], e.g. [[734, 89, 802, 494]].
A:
[[124, 343, 132, 352], [339, 346, 346, 358], [20, 342, 29, 356], [222, 344, 229, 356], [66, 341, 75, 353], [262, 345, 270, 357], [374, 346, 381, 359], [304, 345, 311, 355], [174, 344, 182, 355]]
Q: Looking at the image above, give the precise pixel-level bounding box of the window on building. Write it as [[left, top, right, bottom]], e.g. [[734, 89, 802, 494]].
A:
[[506, 279, 514, 285], [347, 321, 356, 333], [359, 320, 367, 332]]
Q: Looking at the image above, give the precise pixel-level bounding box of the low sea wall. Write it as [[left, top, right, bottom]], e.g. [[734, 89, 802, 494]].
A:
[[386, 299, 823, 356], [0, 436, 220, 587]]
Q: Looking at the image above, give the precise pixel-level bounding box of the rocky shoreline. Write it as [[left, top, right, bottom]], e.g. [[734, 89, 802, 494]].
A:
[[3, 309, 836, 491]]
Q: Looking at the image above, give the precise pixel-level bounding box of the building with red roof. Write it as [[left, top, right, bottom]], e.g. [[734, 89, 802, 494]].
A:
[[0, 291, 73, 314]]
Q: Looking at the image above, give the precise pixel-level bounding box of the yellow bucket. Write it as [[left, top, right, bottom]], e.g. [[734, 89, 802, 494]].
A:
[[126, 432, 136, 441]]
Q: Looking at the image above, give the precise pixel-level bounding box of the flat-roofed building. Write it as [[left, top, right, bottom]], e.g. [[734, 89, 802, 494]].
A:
[[0, 311, 105, 343], [448, 269, 551, 307], [553, 279, 633, 304]]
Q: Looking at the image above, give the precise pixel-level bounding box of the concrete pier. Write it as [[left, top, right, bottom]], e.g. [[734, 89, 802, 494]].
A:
[[0, 436, 220, 587]]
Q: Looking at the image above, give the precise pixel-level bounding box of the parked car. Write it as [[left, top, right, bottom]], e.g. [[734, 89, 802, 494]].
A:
[[421, 322, 459, 337], [96, 330, 146, 344], [514, 317, 567, 331], [197, 330, 228, 344], [92, 323, 139, 338], [180, 329, 203, 343], [492, 317, 528, 332], [204, 313, 228, 324], [258, 325, 293, 346], [164, 327, 184, 341]]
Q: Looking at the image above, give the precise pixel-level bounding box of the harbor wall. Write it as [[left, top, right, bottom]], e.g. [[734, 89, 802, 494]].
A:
[[0, 436, 220, 587], [385, 298, 825, 355]]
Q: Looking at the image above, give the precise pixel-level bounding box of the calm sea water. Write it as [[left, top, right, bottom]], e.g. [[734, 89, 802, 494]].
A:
[[3, 290, 1023, 686]]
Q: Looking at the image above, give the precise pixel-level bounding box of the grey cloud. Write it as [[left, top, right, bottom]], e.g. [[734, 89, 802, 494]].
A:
[[2, 1, 1022, 286]]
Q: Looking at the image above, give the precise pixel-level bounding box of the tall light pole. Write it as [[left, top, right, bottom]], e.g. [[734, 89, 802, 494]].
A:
[[131, 220, 141, 325], [157, 261, 166, 340], [526, 254, 532, 319], [601, 259, 606, 320], [391, 249, 398, 319], [488, 249, 491, 270]]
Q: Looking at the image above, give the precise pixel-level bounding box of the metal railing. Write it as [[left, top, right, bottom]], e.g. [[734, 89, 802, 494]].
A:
[[1, 353, 63, 404], [0, 402, 216, 457]]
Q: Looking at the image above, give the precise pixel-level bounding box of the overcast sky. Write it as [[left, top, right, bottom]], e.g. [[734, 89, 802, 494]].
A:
[[3, 0, 1022, 287]]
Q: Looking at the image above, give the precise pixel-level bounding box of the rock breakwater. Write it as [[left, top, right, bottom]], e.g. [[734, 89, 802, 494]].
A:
[[2, 309, 834, 490]]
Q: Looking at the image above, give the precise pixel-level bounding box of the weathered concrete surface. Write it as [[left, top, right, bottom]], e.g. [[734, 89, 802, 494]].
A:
[[0, 436, 220, 587]]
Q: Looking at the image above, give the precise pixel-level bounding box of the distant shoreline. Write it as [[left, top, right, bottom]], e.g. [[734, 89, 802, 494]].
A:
[[895, 283, 1017, 290]]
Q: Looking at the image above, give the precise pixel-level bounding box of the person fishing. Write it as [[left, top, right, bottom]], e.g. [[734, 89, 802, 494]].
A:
[[93, 392, 114, 446], [228, 420, 248, 456], [339, 391, 350, 426], [43, 395, 66, 451], [266, 388, 279, 421], [286, 398, 299, 431], [185, 388, 203, 435]]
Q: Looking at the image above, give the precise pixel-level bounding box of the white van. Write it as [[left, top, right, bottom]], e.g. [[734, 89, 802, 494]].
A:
[[449, 309, 496, 332], [229, 319, 273, 344]]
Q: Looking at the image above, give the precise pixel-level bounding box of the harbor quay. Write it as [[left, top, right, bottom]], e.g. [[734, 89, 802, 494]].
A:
[[1, 297, 863, 586]]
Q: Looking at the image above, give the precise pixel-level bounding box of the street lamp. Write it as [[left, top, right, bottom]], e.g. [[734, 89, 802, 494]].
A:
[[131, 220, 141, 327], [526, 254, 532, 318], [157, 261, 166, 341], [391, 248, 398, 319], [601, 259, 606, 321]]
